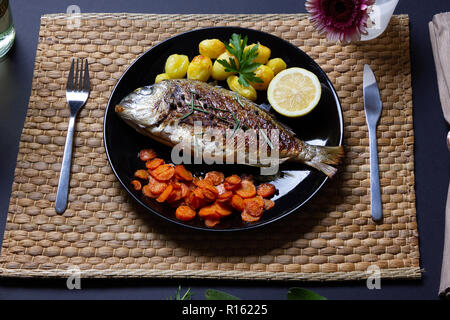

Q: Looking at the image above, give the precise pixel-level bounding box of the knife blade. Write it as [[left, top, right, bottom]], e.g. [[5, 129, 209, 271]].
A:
[[363, 64, 383, 221]]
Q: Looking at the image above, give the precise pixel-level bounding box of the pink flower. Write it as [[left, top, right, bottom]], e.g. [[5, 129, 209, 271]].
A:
[[306, 0, 375, 43]]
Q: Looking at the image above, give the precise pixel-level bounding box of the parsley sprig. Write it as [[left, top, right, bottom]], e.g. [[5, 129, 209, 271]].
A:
[[217, 33, 263, 87]]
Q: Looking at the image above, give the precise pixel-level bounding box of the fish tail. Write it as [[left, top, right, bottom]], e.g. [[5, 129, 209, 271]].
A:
[[303, 145, 344, 178]]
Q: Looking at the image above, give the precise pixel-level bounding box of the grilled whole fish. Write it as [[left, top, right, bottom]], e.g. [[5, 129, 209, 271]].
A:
[[115, 79, 344, 177]]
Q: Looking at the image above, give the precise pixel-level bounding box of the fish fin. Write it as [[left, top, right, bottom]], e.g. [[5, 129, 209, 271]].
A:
[[316, 145, 345, 165], [304, 145, 344, 177], [305, 161, 337, 178]]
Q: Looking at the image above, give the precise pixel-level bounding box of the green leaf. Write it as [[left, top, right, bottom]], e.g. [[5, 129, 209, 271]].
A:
[[287, 288, 327, 300], [168, 286, 194, 300], [205, 289, 241, 300]]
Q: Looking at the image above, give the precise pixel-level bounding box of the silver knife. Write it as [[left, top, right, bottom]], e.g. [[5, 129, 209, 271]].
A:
[[363, 64, 383, 221]]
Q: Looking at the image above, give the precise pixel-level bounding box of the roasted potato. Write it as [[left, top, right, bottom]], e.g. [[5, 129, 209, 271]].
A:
[[212, 51, 238, 81], [250, 65, 274, 91], [244, 43, 271, 64], [187, 55, 212, 82], [199, 39, 226, 59], [226, 75, 257, 101], [155, 73, 171, 83], [266, 58, 286, 75], [165, 54, 189, 79]]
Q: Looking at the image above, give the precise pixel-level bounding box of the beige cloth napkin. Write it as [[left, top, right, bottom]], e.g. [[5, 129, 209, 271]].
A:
[[429, 12, 450, 299]]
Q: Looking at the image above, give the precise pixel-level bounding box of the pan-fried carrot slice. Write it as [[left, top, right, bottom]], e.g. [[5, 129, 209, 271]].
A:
[[180, 183, 189, 198], [130, 180, 142, 191], [167, 187, 183, 203], [139, 149, 157, 161], [187, 192, 204, 210], [263, 199, 275, 210], [142, 184, 158, 198], [196, 180, 219, 201], [217, 191, 233, 203], [224, 175, 241, 191], [243, 196, 265, 217], [156, 184, 173, 203], [257, 183, 276, 198], [235, 180, 256, 198], [205, 171, 225, 186], [134, 169, 149, 180], [174, 165, 193, 182], [230, 194, 245, 211], [204, 218, 220, 228], [148, 175, 167, 194], [224, 182, 239, 191], [175, 205, 196, 221], [215, 201, 233, 217], [193, 187, 205, 199], [146, 158, 164, 170], [241, 210, 260, 222], [198, 204, 220, 220], [225, 174, 241, 185], [150, 164, 175, 181]]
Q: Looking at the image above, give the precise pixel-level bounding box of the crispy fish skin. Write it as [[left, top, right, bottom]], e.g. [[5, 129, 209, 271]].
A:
[[115, 79, 344, 177]]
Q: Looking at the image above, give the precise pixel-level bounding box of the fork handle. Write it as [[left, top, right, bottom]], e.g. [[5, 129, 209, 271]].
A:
[[55, 114, 76, 214], [368, 124, 383, 221]]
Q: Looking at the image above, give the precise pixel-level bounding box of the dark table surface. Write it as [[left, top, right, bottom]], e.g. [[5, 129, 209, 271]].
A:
[[0, 0, 449, 300]]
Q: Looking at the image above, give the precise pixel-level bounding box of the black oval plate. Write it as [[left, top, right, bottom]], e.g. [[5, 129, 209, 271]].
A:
[[104, 27, 343, 232]]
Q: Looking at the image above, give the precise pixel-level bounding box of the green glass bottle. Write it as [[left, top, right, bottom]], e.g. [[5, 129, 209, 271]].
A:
[[0, 0, 15, 58]]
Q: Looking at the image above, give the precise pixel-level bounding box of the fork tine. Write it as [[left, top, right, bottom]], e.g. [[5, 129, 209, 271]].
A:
[[78, 58, 84, 91], [83, 59, 90, 92], [66, 58, 75, 90], [74, 58, 79, 90]]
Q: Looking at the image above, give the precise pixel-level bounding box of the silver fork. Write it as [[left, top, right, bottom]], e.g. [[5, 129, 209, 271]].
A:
[[55, 58, 90, 214]]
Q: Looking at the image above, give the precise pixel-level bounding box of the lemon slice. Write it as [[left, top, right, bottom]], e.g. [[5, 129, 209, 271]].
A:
[[267, 67, 322, 117]]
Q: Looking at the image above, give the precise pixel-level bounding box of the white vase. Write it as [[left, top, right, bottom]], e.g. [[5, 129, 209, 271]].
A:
[[360, 0, 399, 41]]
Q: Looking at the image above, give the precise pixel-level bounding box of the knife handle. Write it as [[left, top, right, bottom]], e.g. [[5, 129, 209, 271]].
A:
[[368, 124, 383, 221]]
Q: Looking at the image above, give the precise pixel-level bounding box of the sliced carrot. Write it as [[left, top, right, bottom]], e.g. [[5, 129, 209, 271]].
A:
[[175, 205, 196, 221], [167, 187, 183, 203], [224, 182, 239, 191], [263, 199, 275, 211], [187, 192, 205, 210], [230, 194, 245, 211], [196, 179, 214, 188], [156, 184, 173, 203], [148, 175, 168, 194], [146, 158, 164, 170], [243, 196, 265, 217], [241, 210, 260, 222], [257, 183, 276, 198], [204, 218, 220, 228], [174, 165, 193, 182], [192, 176, 201, 185], [235, 180, 257, 199], [196, 180, 219, 201], [134, 169, 149, 180], [180, 183, 189, 198], [225, 174, 241, 185], [150, 164, 175, 181], [139, 149, 157, 162], [193, 187, 205, 199], [205, 171, 225, 186], [142, 184, 158, 198], [217, 191, 233, 203], [198, 204, 220, 220], [130, 180, 142, 191], [215, 201, 233, 217]]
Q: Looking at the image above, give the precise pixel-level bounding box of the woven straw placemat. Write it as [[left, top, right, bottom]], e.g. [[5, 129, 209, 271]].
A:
[[0, 13, 420, 281]]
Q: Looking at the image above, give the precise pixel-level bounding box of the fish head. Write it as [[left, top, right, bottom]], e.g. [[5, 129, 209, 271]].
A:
[[115, 81, 172, 128]]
